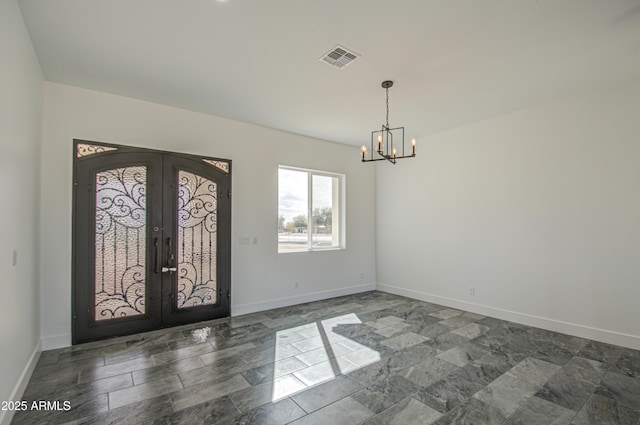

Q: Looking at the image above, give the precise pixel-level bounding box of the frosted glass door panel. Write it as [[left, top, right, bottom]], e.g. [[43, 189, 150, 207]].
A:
[[177, 171, 217, 308], [94, 166, 147, 320]]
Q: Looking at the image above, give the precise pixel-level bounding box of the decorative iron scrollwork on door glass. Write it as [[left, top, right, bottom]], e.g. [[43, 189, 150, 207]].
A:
[[94, 166, 147, 320], [202, 159, 229, 174], [177, 171, 218, 309], [77, 143, 118, 158]]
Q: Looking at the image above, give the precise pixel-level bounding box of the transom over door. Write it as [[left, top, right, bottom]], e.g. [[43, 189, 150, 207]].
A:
[[73, 141, 231, 344]]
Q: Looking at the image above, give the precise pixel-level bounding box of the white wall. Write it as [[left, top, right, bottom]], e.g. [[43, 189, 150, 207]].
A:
[[377, 79, 640, 350], [40, 82, 377, 348], [0, 0, 43, 423]]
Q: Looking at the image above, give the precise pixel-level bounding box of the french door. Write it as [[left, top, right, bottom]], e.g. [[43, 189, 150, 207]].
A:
[[72, 140, 231, 344]]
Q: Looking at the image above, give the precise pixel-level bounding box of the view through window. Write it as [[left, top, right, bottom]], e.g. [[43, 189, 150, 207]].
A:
[[278, 166, 344, 253]]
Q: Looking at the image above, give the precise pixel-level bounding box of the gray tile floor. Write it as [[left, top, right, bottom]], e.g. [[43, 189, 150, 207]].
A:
[[12, 291, 640, 424]]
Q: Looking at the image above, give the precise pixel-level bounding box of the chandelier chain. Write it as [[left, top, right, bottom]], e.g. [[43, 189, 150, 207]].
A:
[[385, 87, 390, 128]]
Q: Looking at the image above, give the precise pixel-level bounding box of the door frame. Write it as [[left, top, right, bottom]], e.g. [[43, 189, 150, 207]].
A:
[[72, 139, 232, 344]]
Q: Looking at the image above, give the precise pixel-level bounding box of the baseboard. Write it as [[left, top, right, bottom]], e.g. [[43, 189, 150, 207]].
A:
[[43, 284, 376, 346], [0, 341, 41, 425], [377, 283, 640, 351], [41, 333, 71, 350], [231, 282, 377, 317]]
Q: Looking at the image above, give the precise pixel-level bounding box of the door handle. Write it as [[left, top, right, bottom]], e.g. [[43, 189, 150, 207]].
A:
[[162, 237, 176, 274], [166, 237, 175, 264]]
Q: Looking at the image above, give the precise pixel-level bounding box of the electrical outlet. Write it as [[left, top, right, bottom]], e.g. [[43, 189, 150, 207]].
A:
[[468, 287, 475, 296], [294, 281, 299, 289], [360, 273, 365, 279], [12, 249, 18, 266]]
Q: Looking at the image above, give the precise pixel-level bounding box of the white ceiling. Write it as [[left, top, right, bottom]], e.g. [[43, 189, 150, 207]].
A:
[[18, 0, 640, 146]]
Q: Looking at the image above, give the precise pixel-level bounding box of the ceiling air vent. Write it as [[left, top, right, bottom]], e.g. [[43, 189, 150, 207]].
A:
[[319, 45, 360, 69]]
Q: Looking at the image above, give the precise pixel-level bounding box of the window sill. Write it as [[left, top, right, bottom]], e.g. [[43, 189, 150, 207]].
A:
[[278, 247, 345, 254]]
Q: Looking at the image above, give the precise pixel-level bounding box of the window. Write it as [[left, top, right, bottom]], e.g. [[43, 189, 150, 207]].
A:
[[278, 166, 345, 253]]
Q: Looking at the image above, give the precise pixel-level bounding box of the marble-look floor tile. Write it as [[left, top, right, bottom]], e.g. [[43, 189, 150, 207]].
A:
[[413, 323, 454, 339], [294, 346, 331, 366], [274, 356, 308, 377], [526, 328, 589, 354], [104, 342, 168, 366], [272, 374, 307, 400], [291, 336, 325, 353], [433, 397, 506, 425], [439, 315, 479, 329], [530, 339, 577, 366], [132, 356, 204, 385], [373, 322, 411, 338], [415, 364, 493, 414], [381, 332, 429, 351], [427, 332, 469, 352], [352, 374, 418, 414], [275, 343, 304, 360], [468, 351, 517, 382], [461, 311, 486, 321], [503, 396, 576, 425], [571, 394, 640, 425], [429, 309, 463, 320], [148, 395, 239, 425], [290, 375, 361, 413], [594, 371, 640, 410], [178, 355, 254, 387], [293, 361, 335, 387], [339, 346, 381, 368], [18, 292, 640, 425], [363, 397, 442, 425], [436, 343, 489, 367], [365, 315, 406, 330], [170, 374, 250, 412], [22, 372, 133, 403], [12, 393, 109, 425], [473, 374, 539, 418], [71, 394, 173, 424], [506, 357, 561, 387], [536, 356, 605, 411], [228, 313, 271, 329], [228, 381, 275, 413], [240, 363, 274, 386], [232, 397, 306, 425], [108, 375, 183, 409], [609, 355, 640, 379], [578, 341, 639, 365], [151, 342, 213, 365], [78, 357, 154, 384], [30, 356, 104, 382], [451, 323, 490, 339], [27, 367, 80, 387], [400, 357, 460, 387], [288, 396, 374, 425]]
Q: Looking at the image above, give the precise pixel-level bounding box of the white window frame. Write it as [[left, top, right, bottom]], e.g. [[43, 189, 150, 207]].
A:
[[278, 165, 346, 253]]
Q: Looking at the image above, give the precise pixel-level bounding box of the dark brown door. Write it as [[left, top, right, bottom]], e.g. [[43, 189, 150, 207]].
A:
[[73, 140, 231, 344]]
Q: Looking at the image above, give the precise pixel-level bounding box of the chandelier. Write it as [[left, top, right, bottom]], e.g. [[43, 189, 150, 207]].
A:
[[361, 80, 416, 164]]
